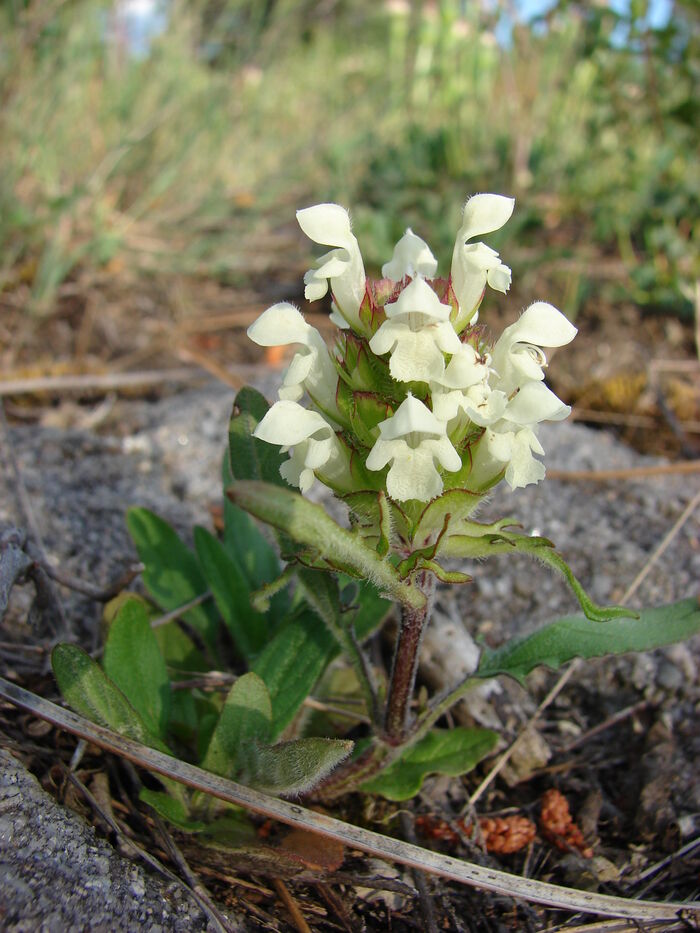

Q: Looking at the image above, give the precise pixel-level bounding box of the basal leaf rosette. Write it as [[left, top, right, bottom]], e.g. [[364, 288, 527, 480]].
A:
[[246, 196, 578, 565]]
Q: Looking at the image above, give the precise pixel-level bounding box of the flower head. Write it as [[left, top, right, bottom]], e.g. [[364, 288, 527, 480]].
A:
[[366, 395, 461, 501]]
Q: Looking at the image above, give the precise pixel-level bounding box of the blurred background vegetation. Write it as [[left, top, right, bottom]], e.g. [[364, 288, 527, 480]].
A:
[[0, 0, 698, 367]]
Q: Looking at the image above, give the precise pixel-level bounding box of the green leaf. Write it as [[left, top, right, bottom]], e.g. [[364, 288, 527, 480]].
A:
[[440, 528, 632, 623], [476, 596, 700, 684], [360, 727, 498, 800], [222, 453, 288, 621], [153, 621, 208, 674], [202, 672, 272, 778], [139, 789, 207, 832], [361, 728, 498, 801], [52, 644, 169, 752], [126, 507, 220, 651], [103, 599, 171, 739], [228, 387, 287, 487], [228, 480, 425, 610], [194, 526, 269, 660], [239, 737, 353, 795], [413, 488, 485, 544], [253, 607, 338, 738]]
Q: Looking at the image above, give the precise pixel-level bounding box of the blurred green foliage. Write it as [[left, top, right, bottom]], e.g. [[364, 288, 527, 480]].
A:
[[0, 0, 697, 316]]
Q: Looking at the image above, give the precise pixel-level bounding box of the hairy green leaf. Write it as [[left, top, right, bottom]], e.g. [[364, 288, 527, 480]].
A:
[[194, 526, 269, 660], [239, 737, 353, 795], [360, 728, 498, 800], [253, 607, 338, 738], [139, 788, 207, 832], [477, 596, 700, 683], [126, 507, 219, 651], [202, 672, 272, 778], [228, 480, 425, 610], [52, 644, 169, 752], [103, 599, 170, 739]]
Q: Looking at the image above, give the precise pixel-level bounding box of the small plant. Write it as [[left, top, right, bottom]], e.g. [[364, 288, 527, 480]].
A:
[[53, 195, 700, 832]]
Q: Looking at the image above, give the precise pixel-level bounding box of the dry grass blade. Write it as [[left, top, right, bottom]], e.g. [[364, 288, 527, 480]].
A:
[[547, 461, 700, 481], [0, 368, 205, 396], [1, 677, 698, 923]]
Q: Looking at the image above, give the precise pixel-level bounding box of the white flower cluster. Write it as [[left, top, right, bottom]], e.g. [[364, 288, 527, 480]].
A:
[[248, 196, 576, 502]]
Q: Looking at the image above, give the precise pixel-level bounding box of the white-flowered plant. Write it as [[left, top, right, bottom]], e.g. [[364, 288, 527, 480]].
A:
[[71, 194, 697, 815], [234, 193, 635, 756]]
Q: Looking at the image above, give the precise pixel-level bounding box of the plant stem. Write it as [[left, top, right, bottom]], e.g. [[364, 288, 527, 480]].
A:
[[384, 572, 434, 744]]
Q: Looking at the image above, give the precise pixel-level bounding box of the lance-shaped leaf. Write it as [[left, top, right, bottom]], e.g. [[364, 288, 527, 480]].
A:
[[139, 789, 207, 832], [126, 507, 220, 652], [228, 481, 425, 610], [253, 606, 338, 738], [476, 596, 700, 684], [440, 528, 632, 623], [194, 526, 269, 660], [222, 454, 289, 622], [103, 599, 171, 740], [238, 737, 354, 796], [202, 673, 272, 778], [360, 727, 498, 801], [52, 644, 169, 753]]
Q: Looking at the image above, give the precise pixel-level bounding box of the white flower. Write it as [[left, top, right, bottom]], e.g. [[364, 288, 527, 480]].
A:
[[491, 301, 577, 396], [369, 277, 461, 383], [366, 395, 461, 502], [296, 203, 366, 330], [382, 228, 438, 281], [482, 424, 546, 490], [247, 302, 340, 420], [451, 193, 514, 331], [430, 344, 506, 426], [253, 400, 343, 494]]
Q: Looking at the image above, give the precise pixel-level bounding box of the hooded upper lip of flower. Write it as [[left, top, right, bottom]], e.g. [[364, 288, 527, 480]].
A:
[[247, 302, 341, 422], [369, 276, 461, 383], [296, 203, 366, 331], [451, 193, 515, 332], [491, 300, 578, 397], [382, 228, 438, 282], [365, 394, 462, 502]]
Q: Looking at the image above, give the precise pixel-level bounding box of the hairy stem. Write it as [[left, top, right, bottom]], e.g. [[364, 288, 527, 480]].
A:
[[383, 572, 435, 744]]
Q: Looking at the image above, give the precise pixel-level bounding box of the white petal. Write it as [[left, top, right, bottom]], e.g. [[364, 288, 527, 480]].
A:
[[365, 437, 394, 472], [505, 381, 571, 425], [505, 302, 577, 349], [458, 193, 515, 242], [304, 272, 329, 301], [460, 386, 508, 426], [386, 443, 444, 502], [436, 344, 487, 390], [384, 276, 452, 322], [433, 321, 463, 354], [369, 319, 402, 356], [296, 203, 355, 249], [283, 350, 314, 387], [486, 262, 512, 293], [387, 330, 447, 383], [247, 302, 310, 347], [379, 394, 445, 439], [254, 401, 331, 447], [382, 228, 438, 281], [426, 436, 462, 472]]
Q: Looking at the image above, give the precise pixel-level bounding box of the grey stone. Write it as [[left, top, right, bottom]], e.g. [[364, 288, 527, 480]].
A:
[[0, 750, 212, 932]]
